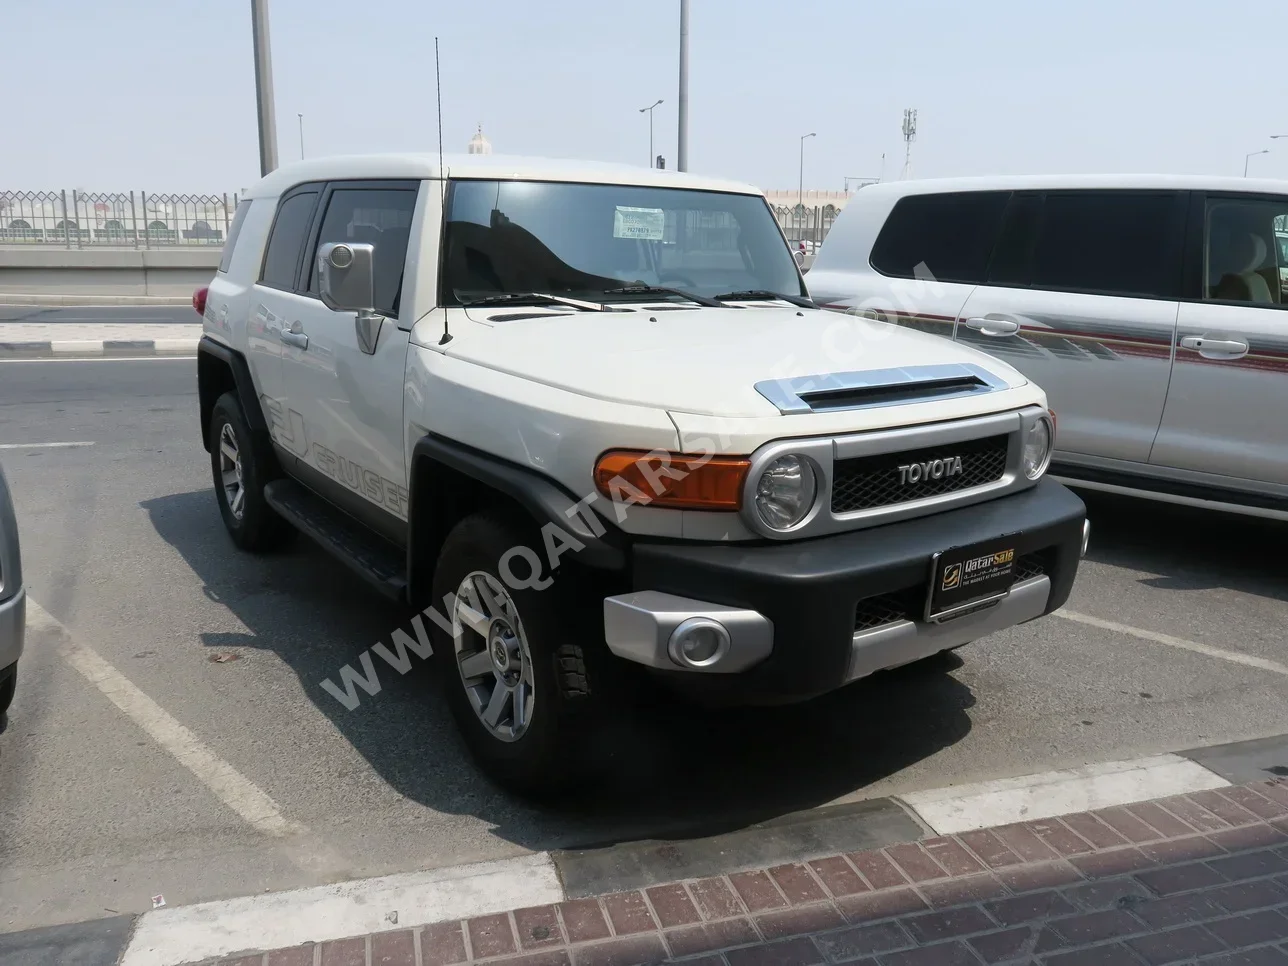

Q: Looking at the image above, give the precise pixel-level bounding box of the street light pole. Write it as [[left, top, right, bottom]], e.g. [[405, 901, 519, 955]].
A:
[[1245, 149, 1269, 177], [799, 133, 816, 206], [251, 0, 279, 176], [677, 0, 689, 172], [298, 113, 304, 160], [639, 99, 663, 167]]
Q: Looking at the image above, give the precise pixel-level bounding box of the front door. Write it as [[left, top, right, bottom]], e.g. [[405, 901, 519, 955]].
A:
[[279, 180, 422, 544], [955, 189, 1188, 464], [1150, 192, 1288, 487]]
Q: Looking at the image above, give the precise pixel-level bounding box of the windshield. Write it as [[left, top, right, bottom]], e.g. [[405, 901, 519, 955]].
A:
[[441, 179, 805, 306]]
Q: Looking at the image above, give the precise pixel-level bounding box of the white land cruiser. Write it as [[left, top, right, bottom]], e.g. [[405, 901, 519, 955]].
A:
[[196, 153, 1089, 796]]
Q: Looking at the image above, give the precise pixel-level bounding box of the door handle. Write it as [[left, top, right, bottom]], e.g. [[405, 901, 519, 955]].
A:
[[1179, 335, 1248, 357], [280, 323, 309, 350], [963, 317, 1020, 337]]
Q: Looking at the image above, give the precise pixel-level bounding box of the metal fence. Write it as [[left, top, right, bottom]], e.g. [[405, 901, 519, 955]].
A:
[[772, 203, 843, 253], [0, 190, 240, 247]]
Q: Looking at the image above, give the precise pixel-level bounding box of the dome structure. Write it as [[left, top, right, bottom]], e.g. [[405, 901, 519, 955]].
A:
[[467, 125, 492, 155]]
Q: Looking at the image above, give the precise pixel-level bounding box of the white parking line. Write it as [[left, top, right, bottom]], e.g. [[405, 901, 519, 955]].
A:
[[1055, 608, 1288, 676], [26, 600, 303, 837], [900, 754, 1230, 834], [0, 441, 95, 449]]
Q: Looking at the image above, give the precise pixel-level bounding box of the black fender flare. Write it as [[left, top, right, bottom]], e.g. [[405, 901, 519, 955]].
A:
[[197, 337, 282, 477], [406, 433, 628, 599]]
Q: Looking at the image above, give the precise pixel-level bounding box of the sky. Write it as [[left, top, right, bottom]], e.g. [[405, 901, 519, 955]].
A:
[[5, 0, 1287, 194]]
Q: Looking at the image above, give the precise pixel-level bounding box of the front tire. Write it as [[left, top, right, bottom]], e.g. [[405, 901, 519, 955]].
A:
[[209, 392, 291, 552], [0, 663, 15, 718], [428, 511, 600, 798]]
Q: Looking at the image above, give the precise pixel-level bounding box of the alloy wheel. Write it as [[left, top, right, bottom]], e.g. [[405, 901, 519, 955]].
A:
[[451, 571, 535, 742]]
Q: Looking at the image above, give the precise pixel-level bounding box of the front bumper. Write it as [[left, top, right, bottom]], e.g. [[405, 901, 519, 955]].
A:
[[0, 586, 26, 673], [603, 478, 1086, 705]]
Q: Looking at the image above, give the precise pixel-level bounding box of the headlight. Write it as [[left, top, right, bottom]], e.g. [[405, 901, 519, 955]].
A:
[[754, 455, 818, 530], [1023, 416, 1054, 480]]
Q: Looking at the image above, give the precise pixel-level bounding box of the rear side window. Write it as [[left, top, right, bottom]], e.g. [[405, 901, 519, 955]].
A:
[[217, 201, 252, 274], [1030, 191, 1185, 299], [259, 191, 319, 290], [306, 187, 418, 316], [870, 191, 1011, 284]]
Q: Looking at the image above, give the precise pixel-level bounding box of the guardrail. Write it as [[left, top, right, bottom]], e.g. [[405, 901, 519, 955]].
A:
[[0, 190, 240, 248]]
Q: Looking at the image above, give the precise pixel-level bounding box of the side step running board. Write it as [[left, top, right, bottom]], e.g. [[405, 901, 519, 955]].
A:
[[263, 479, 408, 602]]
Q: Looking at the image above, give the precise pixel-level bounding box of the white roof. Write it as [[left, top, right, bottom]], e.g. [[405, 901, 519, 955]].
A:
[[857, 173, 1288, 200], [245, 152, 764, 200]]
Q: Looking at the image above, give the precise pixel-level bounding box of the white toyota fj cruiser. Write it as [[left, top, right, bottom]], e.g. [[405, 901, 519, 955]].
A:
[[196, 153, 1089, 795]]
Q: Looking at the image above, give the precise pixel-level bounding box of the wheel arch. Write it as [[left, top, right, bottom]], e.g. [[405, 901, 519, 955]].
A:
[[406, 433, 627, 606], [197, 337, 281, 477]]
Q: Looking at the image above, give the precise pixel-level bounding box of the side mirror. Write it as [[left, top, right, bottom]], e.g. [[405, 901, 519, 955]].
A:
[[318, 242, 376, 313], [793, 249, 806, 268], [317, 242, 383, 355]]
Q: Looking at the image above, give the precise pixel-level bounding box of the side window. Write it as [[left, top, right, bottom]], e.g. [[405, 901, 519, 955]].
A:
[[1030, 191, 1185, 299], [259, 191, 319, 291], [307, 187, 418, 317], [869, 191, 1011, 284], [985, 193, 1041, 288], [1204, 197, 1288, 306], [217, 201, 252, 274]]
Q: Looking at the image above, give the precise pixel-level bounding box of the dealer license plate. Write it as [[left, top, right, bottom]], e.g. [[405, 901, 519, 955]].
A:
[[926, 534, 1020, 620]]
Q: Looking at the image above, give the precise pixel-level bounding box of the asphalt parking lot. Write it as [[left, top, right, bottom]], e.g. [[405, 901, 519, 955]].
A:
[[1, 355, 1286, 934]]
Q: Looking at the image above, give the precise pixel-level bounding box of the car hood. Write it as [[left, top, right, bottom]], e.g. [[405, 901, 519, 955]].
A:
[[433, 304, 1029, 418]]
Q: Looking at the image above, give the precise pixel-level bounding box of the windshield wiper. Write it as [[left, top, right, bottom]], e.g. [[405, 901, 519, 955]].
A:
[[457, 292, 609, 312], [600, 285, 724, 307], [712, 290, 817, 308]]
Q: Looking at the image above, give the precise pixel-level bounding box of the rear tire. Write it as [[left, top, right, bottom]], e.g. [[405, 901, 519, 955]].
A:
[[209, 392, 292, 552], [428, 511, 602, 799]]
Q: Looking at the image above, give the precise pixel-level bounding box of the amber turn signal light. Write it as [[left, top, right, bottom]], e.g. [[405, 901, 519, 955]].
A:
[[594, 450, 751, 511]]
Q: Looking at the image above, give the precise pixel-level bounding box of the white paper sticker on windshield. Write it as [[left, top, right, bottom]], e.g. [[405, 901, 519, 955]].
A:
[[613, 206, 665, 241]]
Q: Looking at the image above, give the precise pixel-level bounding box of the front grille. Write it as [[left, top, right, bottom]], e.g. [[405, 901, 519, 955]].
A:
[[853, 594, 913, 631], [831, 434, 1010, 514], [1014, 552, 1046, 582]]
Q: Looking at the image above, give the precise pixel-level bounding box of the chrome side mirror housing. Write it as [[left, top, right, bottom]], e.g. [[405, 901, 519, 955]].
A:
[[317, 242, 383, 355]]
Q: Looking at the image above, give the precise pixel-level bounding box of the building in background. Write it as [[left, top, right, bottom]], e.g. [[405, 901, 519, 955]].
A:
[[762, 189, 855, 252], [468, 126, 492, 155]]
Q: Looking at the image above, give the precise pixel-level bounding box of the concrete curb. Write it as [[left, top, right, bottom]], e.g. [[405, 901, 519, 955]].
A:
[[0, 339, 199, 358], [13, 733, 1281, 966], [0, 293, 192, 307]]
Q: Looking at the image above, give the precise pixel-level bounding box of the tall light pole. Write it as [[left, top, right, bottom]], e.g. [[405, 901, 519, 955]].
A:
[[677, 0, 689, 172], [298, 113, 304, 160], [639, 99, 663, 167], [798, 133, 816, 206], [251, 0, 279, 176], [1245, 149, 1269, 177]]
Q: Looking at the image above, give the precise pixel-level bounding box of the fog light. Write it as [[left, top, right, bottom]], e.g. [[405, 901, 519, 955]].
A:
[[667, 617, 731, 669]]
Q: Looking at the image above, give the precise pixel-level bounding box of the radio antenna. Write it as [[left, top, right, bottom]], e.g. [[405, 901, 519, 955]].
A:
[[435, 36, 452, 345]]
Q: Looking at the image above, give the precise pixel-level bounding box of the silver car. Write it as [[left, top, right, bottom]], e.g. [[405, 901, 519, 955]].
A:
[[806, 175, 1288, 520], [0, 461, 24, 717]]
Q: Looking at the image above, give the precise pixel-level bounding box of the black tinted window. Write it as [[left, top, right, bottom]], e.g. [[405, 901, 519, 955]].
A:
[[218, 201, 252, 274], [1031, 191, 1183, 298], [259, 191, 318, 290], [870, 191, 1010, 283], [308, 187, 418, 316], [986, 193, 1041, 287]]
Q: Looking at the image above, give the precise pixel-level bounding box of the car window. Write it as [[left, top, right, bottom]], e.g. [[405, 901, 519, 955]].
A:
[[1204, 198, 1288, 306], [1030, 191, 1184, 299], [307, 187, 418, 317], [259, 191, 318, 291], [869, 191, 1011, 284], [217, 201, 252, 274]]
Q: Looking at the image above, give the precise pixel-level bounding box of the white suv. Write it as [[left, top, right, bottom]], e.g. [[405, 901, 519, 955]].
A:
[[196, 153, 1088, 796]]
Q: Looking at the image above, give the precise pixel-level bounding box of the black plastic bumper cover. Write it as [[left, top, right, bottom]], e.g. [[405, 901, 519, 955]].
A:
[[630, 478, 1086, 704]]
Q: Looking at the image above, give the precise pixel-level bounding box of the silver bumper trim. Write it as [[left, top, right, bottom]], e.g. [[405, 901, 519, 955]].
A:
[[603, 591, 773, 673], [846, 576, 1051, 684]]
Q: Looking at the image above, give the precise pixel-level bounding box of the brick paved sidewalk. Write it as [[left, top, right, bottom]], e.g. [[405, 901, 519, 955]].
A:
[[201, 779, 1288, 966]]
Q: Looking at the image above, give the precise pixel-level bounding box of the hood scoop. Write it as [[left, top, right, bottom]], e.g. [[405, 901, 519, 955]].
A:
[[754, 363, 1010, 415]]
